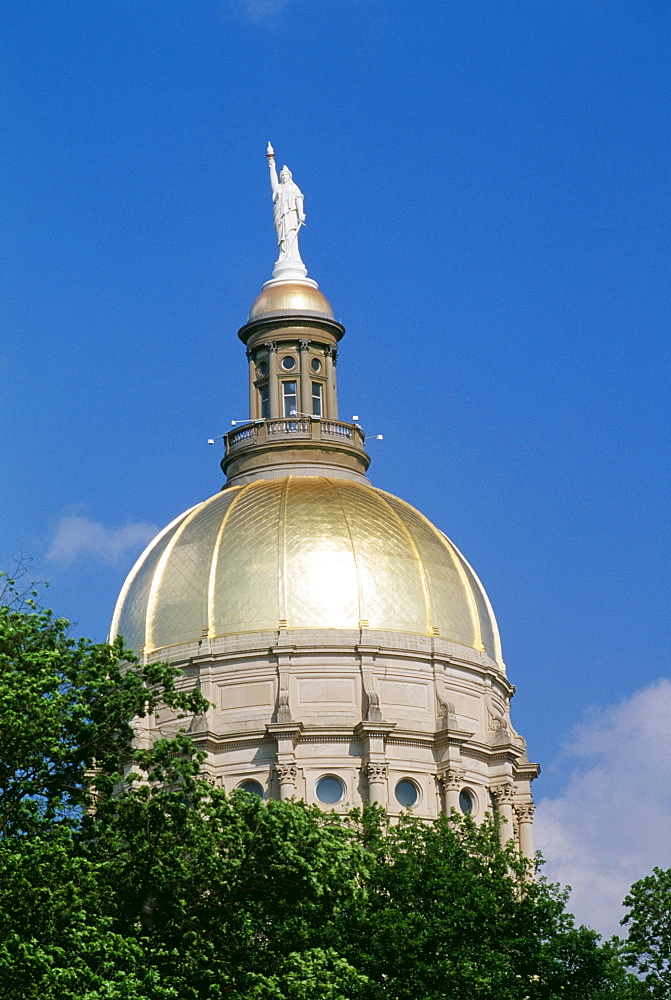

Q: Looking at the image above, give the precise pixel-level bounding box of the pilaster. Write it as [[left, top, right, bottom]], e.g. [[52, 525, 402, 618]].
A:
[[267, 721, 303, 800], [437, 769, 465, 814], [354, 720, 396, 806], [515, 802, 535, 859], [365, 762, 389, 806], [491, 781, 516, 846]]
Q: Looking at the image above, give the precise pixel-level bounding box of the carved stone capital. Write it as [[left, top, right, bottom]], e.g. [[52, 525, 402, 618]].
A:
[[275, 763, 297, 784], [437, 770, 464, 792], [365, 762, 388, 782], [514, 802, 535, 822], [491, 782, 515, 805], [266, 340, 278, 353], [324, 345, 337, 362], [298, 339, 310, 352], [245, 348, 253, 362]]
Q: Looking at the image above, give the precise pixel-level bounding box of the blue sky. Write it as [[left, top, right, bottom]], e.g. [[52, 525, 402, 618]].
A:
[[2, 1, 669, 934]]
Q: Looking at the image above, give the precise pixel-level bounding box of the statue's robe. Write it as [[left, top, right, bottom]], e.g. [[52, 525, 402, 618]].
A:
[[273, 180, 304, 261]]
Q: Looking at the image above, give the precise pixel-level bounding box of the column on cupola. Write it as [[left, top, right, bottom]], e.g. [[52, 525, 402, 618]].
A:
[[492, 782, 516, 846], [438, 770, 464, 814], [324, 346, 337, 419], [515, 803, 535, 859], [267, 341, 279, 416], [298, 339, 311, 415], [246, 349, 257, 419]]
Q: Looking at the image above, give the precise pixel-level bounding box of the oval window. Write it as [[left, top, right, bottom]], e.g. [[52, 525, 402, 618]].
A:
[[311, 357, 322, 373], [281, 355, 296, 371], [239, 779, 264, 798], [316, 775, 345, 804], [256, 360, 268, 377], [459, 788, 474, 814], [395, 779, 419, 808]]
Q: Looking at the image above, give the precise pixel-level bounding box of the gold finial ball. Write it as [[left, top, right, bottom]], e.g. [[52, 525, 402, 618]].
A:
[[248, 282, 334, 321]]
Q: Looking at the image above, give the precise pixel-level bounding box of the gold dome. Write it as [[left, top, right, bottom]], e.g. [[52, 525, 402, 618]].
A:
[[248, 281, 334, 321], [110, 477, 502, 666]]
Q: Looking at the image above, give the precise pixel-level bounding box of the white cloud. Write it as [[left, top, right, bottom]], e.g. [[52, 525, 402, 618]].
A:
[[535, 678, 671, 938], [47, 515, 158, 568]]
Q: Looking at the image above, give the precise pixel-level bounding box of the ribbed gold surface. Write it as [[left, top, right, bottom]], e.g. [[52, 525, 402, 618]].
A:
[[110, 477, 502, 666], [248, 282, 334, 320]]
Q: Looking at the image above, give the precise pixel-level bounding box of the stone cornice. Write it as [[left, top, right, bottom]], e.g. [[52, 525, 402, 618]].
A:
[[148, 634, 509, 691], [238, 315, 346, 346], [191, 733, 274, 752]]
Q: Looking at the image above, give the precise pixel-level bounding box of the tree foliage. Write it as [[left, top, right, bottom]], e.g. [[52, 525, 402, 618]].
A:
[[0, 583, 206, 836], [0, 591, 648, 998], [621, 867, 671, 998]]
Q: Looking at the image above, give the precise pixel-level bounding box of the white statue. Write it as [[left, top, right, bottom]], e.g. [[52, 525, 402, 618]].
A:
[[266, 142, 307, 278]]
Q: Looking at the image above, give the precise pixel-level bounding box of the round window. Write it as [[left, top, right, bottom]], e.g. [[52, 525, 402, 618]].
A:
[[311, 357, 322, 373], [256, 360, 268, 377], [281, 355, 296, 371], [316, 775, 345, 804], [459, 788, 474, 814], [239, 779, 264, 797], [395, 779, 419, 808]]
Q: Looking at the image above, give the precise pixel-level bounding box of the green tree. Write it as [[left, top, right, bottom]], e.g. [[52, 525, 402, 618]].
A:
[[337, 809, 640, 1000], [0, 589, 206, 835], [621, 867, 671, 998], [85, 771, 371, 999], [74, 781, 642, 1000], [0, 583, 207, 997], [0, 591, 644, 999]]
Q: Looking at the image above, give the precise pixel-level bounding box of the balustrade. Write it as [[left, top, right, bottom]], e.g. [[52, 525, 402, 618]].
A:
[[268, 418, 310, 435], [225, 418, 365, 456], [228, 425, 257, 448], [321, 420, 352, 439]]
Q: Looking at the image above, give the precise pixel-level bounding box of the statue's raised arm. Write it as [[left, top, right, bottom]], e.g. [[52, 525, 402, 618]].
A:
[[267, 142, 280, 197], [266, 142, 307, 277]]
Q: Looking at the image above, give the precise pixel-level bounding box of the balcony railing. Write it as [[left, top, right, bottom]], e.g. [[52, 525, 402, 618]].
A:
[[226, 418, 366, 455]]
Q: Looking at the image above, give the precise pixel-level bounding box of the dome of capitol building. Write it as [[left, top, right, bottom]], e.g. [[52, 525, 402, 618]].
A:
[[111, 148, 537, 848], [111, 477, 501, 666]]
